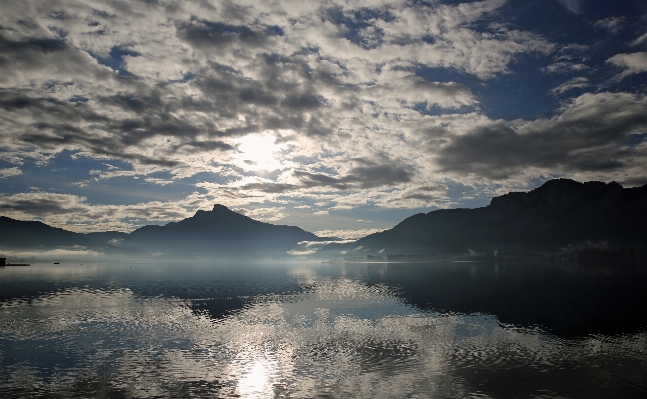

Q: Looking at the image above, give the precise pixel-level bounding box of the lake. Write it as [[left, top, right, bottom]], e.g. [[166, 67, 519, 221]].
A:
[[1, 260, 646, 398]]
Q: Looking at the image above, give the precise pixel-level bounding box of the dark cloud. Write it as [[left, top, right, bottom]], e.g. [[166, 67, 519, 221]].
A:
[[281, 93, 324, 110], [20, 127, 181, 167], [174, 140, 233, 153], [0, 35, 67, 53], [436, 94, 647, 179], [241, 182, 300, 194], [390, 186, 446, 202], [238, 87, 279, 107], [294, 162, 413, 190], [0, 31, 115, 87], [0, 196, 86, 216], [176, 19, 274, 49], [1, 0, 646, 229], [0, 93, 185, 164]]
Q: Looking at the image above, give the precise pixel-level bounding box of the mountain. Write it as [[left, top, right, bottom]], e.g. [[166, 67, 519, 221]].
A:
[[85, 231, 129, 245], [318, 179, 647, 257], [0, 205, 327, 258], [124, 204, 326, 257], [0, 216, 111, 251], [0, 216, 124, 254], [4, 181, 646, 258]]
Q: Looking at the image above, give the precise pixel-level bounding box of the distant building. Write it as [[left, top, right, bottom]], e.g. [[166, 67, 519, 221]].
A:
[[0, 258, 5, 266]]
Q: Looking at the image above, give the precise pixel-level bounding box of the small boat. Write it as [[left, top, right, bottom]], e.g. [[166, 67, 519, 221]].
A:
[[53, 262, 60, 264]]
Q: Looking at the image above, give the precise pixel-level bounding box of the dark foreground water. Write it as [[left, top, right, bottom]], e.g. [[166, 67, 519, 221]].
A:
[[1, 260, 646, 398]]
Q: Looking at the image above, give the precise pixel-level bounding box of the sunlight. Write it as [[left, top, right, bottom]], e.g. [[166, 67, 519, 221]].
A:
[[237, 355, 276, 398], [233, 133, 284, 172]]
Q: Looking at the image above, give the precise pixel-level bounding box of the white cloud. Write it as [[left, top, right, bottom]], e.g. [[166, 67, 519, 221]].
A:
[[0, 167, 22, 178], [542, 62, 589, 74], [314, 228, 386, 240], [550, 77, 590, 96], [557, 0, 583, 14], [0, 0, 644, 232], [234, 206, 286, 222], [0, 191, 203, 232], [607, 52, 647, 78], [630, 32, 647, 46], [593, 17, 625, 34]]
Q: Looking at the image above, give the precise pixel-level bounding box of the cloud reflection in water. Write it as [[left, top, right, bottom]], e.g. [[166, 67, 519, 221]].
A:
[[1, 267, 646, 398]]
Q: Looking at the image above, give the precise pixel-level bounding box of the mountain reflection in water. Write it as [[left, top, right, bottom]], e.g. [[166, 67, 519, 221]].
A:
[[1, 260, 646, 398]]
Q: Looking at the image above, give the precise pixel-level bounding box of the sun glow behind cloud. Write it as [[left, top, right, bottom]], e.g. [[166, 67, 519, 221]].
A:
[[0, 0, 646, 233], [233, 133, 287, 172]]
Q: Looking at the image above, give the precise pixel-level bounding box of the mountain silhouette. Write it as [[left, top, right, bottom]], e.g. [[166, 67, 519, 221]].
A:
[[124, 204, 325, 256], [0, 216, 115, 252], [319, 179, 647, 257], [0, 205, 325, 257], [2, 180, 646, 258]]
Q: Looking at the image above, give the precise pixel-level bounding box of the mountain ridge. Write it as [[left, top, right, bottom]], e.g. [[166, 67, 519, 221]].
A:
[[0, 204, 328, 258], [125, 204, 325, 256], [2, 179, 646, 258], [318, 179, 647, 257]]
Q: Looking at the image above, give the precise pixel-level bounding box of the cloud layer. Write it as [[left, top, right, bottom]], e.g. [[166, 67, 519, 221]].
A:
[[1, 0, 646, 232]]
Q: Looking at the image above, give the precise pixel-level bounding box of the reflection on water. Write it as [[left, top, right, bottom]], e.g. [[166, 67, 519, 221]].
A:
[[1, 261, 647, 398]]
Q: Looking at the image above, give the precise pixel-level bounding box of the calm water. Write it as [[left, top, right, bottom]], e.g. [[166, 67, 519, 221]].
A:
[[1, 260, 646, 398]]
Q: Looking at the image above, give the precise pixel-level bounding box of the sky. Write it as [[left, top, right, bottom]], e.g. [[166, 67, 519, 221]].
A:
[[1, 0, 646, 238]]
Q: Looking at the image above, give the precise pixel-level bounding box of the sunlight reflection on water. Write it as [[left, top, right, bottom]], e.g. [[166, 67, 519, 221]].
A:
[[1, 261, 646, 398]]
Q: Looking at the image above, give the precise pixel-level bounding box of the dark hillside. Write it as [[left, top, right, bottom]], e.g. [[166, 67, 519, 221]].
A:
[[318, 179, 647, 257]]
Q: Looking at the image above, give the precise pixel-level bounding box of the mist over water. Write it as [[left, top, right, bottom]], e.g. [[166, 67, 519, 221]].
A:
[[1, 260, 646, 398]]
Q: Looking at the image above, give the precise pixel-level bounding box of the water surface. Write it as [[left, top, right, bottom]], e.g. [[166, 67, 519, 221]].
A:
[[1, 260, 646, 398]]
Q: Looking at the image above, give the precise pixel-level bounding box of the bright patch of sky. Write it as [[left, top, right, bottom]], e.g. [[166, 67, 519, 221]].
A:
[[1, 0, 646, 234]]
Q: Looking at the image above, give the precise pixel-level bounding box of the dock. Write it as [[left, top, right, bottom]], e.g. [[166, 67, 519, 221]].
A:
[[0, 258, 30, 266]]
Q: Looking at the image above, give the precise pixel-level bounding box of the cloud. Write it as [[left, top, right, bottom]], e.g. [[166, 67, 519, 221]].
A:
[[542, 62, 589, 74], [1, 0, 645, 231], [0, 167, 22, 178], [550, 77, 590, 96], [233, 206, 286, 222], [607, 52, 647, 78], [557, 0, 583, 14], [0, 191, 198, 232], [435, 92, 647, 183], [592, 17, 625, 34], [314, 228, 386, 240], [630, 33, 647, 46], [380, 184, 449, 208], [294, 160, 415, 190]]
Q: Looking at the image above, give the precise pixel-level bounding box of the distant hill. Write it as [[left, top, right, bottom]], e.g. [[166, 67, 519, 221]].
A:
[[85, 231, 129, 245], [318, 179, 647, 258], [3, 181, 646, 259], [0, 216, 135, 254], [0, 217, 114, 252], [124, 204, 326, 257], [0, 205, 327, 258]]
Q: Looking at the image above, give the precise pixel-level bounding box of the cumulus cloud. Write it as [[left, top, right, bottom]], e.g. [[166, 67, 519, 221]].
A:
[[592, 17, 625, 34], [0, 0, 645, 231], [630, 33, 647, 46], [233, 206, 286, 222], [557, 0, 584, 14], [542, 62, 589, 74], [314, 228, 386, 240], [0, 167, 22, 178], [550, 77, 590, 96], [607, 52, 647, 78], [435, 92, 647, 183], [0, 0, 551, 172], [0, 191, 199, 232]]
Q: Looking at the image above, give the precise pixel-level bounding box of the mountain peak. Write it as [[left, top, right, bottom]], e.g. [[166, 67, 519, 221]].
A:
[[192, 204, 235, 217], [212, 204, 231, 213]]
